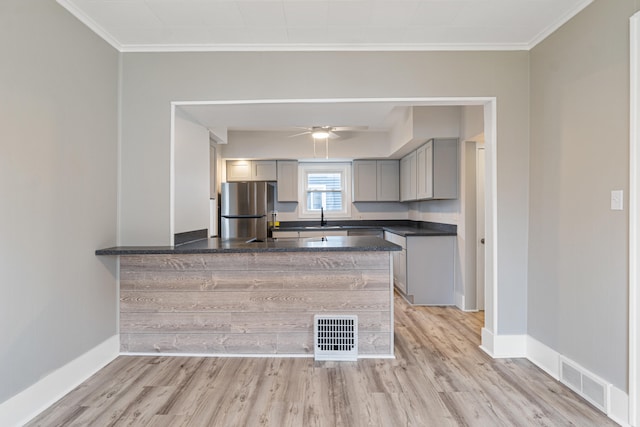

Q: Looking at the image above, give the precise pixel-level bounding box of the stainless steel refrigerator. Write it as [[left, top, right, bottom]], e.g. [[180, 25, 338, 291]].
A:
[[220, 181, 274, 240]]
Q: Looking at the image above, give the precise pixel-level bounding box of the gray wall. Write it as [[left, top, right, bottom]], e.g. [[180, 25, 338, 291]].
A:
[[0, 0, 119, 403], [529, 0, 640, 390], [174, 109, 210, 235], [120, 51, 530, 336]]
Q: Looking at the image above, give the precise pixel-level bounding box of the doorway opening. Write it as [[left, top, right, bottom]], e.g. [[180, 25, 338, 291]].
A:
[[170, 97, 499, 353]]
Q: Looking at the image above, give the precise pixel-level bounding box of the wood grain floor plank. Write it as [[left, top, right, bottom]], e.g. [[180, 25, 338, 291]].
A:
[[26, 293, 618, 427]]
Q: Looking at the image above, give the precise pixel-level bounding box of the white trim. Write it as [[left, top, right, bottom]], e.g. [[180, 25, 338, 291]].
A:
[[117, 42, 531, 53], [170, 96, 497, 361], [526, 335, 560, 380], [454, 291, 465, 311], [480, 328, 519, 358], [481, 100, 499, 356], [527, 0, 594, 49], [610, 385, 631, 427], [55, 0, 122, 51], [524, 336, 629, 426], [630, 11, 640, 427], [172, 97, 493, 108], [0, 335, 119, 427], [479, 328, 494, 356], [170, 104, 176, 246], [488, 333, 526, 358]]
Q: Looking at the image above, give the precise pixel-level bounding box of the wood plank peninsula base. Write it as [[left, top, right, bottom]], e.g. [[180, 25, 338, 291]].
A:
[[114, 242, 396, 358]]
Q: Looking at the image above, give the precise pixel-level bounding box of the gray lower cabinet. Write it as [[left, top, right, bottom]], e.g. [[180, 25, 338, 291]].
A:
[[384, 231, 455, 305]]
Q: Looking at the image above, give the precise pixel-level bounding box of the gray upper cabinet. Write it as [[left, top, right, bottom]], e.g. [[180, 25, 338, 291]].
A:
[[277, 160, 298, 202], [353, 160, 399, 202], [423, 138, 458, 200], [377, 160, 400, 201], [353, 160, 377, 201], [416, 141, 433, 199], [405, 138, 458, 202], [227, 160, 277, 181], [400, 151, 417, 202]]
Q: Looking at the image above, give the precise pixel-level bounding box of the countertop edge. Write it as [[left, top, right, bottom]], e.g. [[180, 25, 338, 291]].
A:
[[95, 246, 400, 256], [96, 236, 401, 256]]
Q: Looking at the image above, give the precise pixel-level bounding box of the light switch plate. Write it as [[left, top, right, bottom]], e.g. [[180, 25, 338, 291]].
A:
[[611, 190, 623, 211]]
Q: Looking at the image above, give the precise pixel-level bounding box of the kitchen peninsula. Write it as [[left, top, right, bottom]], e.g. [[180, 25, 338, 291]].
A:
[[97, 236, 400, 358]]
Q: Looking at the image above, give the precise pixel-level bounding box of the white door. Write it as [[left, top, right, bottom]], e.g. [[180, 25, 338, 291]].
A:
[[476, 146, 486, 311]]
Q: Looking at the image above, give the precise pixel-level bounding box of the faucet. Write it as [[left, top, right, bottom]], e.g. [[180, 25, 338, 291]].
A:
[[320, 206, 327, 226]]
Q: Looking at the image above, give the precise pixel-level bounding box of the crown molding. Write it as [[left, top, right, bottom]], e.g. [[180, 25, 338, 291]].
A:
[[527, 0, 594, 49], [56, 0, 122, 51]]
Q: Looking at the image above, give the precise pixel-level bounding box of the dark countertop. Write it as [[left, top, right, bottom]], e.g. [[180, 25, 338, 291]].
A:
[[382, 225, 457, 237], [275, 220, 457, 237], [96, 235, 401, 256]]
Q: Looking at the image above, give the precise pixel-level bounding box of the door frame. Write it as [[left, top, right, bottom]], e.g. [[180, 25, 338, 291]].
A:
[[629, 11, 640, 427], [476, 145, 486, 311], [171, 97, 499, 352]]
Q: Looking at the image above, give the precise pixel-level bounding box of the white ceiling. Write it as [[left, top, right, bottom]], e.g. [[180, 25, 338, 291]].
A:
[[57, 0, 593, 52], [178, 99, 479, 134], [181, 100, 418, 131]]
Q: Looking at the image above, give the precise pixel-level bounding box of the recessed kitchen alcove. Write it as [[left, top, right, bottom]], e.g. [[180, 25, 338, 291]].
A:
[[169, 96, 499, 355]]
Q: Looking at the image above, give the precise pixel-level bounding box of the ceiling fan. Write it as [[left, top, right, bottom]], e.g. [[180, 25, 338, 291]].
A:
[[289, 126, 368, 140], [289, 126, 368, 158]]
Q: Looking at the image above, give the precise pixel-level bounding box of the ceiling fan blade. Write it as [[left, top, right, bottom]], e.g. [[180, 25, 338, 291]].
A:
[[288, 131, 310, 138], [328, 131, 340, 139], [332, 126, 369, 131]]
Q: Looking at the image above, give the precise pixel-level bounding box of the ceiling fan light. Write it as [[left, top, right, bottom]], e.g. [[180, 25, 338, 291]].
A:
[[311, 130, 330, 139]]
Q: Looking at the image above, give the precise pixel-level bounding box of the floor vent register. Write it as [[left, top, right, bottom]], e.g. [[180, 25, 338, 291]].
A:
[[314, 315, 358, 361]]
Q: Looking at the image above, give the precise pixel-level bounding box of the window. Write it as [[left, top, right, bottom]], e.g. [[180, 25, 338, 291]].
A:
[[298, 162, 351, 218]]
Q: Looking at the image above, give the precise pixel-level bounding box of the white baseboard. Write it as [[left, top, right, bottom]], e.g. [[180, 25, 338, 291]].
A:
[[523, 335, 628, 426], [0, 335, 119, 427], [526, 335, 560, 380], [609, 384, 630, 427], [455, 291, 465, 311], [479, 328, 526, 358]]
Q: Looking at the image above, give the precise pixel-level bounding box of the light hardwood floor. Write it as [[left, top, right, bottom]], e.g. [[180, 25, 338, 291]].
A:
[[27, 294, 617, 426]]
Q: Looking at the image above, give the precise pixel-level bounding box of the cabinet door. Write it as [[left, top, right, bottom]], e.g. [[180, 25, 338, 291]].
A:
[[400, 151, 417, 201], [353, 160, 378, 202], [252, 161, 277, 181], [416, 141, 433, 199], [432, 138, 458, 199], [406, 236, 455, 305], [377, 160, 399, 201], [394, 249, 407, 294], [226, 160, 252, 181], [277, 161, 298, 202]]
